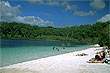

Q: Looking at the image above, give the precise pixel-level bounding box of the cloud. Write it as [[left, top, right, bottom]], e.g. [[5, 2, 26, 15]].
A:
[[28, 0, 77, 11], [0, 1, 54, 27], [90, 0, 106, 10], [64, 4, 77, 11], [97, 14, 110, 22], [61, 1, 78, 12], [28, 0, 59, 6], [73, 11, 96, 16], [0, 1, 21, 22], [61, 0, 69, 6], [1, 1, 11, 7], [46, 1, 59, 6], [28, 0, 44, 4], [43, 13, 52, 16], [16, 16, 54, 26]]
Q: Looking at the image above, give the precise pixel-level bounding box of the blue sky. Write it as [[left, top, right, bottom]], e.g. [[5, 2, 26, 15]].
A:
[[1, 0, 110, 27]]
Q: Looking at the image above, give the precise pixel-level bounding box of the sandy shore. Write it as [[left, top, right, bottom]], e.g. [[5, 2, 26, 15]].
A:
[[0, 47, 110, 73]]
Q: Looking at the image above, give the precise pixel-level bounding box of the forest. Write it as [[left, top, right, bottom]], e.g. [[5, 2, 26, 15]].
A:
[[0, 22, 110, 47]]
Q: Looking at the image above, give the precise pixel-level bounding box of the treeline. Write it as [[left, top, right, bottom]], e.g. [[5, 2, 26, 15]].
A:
[[0, 22, 110, 47]]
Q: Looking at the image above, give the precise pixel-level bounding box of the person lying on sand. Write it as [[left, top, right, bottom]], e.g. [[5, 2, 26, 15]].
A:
[[76, 53, 88, 56], [87, 53, 105, 63], [87, 59, 104, 63]]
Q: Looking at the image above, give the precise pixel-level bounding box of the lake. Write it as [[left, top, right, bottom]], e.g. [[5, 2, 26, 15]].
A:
[[0, 39, 92, 67]]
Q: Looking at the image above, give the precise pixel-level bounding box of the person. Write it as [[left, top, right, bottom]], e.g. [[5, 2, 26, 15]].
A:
[[107, 46, 110, 53], [87, 54, 104, 63], [97, 51, 106, 61], [109, 52, 110, 57], [104, 45, 108, 56], [56, 48, 59, 51], [101, 51, 105, 59], [76, 53, 88, 56], [95, 55, 100, 60], [108, 46, 110, 57], [63, 47, 65, 49], [53, 47, 55, 50]]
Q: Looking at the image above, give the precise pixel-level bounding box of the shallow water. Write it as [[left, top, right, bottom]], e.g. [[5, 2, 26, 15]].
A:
[[0, 39, 92, 67]]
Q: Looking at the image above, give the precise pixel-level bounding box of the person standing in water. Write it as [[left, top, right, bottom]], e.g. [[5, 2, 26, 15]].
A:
[[56, 48, 59, 51], [63, 47, 65, 49], [53, 47, 55, 50]]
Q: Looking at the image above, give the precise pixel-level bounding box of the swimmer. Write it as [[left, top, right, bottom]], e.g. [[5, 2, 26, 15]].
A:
[[53, 47, 55, 50], [63, 47, 65, 49], [56, 48, 59, 51]]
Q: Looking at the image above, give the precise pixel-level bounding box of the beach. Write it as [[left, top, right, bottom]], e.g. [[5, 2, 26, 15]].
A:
[[0, 47, 110, 73]]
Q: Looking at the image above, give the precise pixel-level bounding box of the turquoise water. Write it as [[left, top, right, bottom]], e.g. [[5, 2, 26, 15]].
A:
[[0, 39, 92, 67]]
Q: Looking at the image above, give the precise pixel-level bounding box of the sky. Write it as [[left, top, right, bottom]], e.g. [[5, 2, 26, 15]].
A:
[[0, 0, 110, 27]]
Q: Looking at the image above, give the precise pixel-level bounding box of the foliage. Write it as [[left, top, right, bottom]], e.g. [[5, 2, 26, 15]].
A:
[[0, 22, 110, 47]]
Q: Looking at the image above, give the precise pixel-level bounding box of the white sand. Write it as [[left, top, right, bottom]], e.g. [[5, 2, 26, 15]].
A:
[[0, 47, 110, 73]]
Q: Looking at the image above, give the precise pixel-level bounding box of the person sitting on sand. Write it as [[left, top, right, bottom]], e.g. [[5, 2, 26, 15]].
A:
[[107, 46, 110, 57], [100, 51, 105, 59], [104, 45, 109, 56]]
